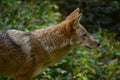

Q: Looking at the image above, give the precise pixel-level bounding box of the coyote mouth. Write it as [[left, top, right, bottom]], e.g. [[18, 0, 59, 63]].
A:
[[84, 45, 92, 49], [84, 44, 100, 49]]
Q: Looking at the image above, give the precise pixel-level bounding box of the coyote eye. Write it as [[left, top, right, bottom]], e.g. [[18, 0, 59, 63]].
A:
[[82, 33, 87, 37]]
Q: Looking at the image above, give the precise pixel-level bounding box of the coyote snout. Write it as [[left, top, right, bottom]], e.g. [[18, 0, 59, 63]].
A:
[[80, 34, 100, 48]]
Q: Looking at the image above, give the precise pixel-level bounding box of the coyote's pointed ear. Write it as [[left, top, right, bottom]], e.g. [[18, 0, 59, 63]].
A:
[[66, 13, 82, 35], [72, 13, 82, 29], [65, 8, 80, 20]]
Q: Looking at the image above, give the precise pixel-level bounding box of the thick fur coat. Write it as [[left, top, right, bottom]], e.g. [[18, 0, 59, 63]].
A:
[[0, 8, 99, 80]]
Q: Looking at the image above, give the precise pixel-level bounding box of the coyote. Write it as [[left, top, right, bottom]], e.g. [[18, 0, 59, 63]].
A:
[[0, 8, 99, 80]]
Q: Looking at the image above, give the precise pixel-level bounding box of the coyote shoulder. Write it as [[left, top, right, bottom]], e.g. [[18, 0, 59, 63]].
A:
[[0, 8, 99, 80]]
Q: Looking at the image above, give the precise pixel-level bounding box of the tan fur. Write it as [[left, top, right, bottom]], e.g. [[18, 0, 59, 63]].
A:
[[0, 8, 99, 80]]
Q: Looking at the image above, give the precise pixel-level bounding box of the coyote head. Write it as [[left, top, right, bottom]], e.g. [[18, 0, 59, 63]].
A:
[[65, 8, 99, 48]]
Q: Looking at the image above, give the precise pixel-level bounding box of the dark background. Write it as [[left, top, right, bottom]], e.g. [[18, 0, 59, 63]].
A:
[[54, 0, 120, 40]]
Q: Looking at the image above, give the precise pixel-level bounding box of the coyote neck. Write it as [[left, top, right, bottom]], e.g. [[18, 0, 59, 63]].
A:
[[32, 25, 72, 53]]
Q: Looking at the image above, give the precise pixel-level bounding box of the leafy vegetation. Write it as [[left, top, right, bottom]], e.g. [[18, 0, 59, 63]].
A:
[[0, 0, 120, 80], [0, 0, 61, 31]]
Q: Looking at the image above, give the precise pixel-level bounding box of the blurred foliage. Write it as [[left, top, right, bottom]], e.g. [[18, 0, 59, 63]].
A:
[[0, 0, 120, 80], [0, 0, 61, 31]]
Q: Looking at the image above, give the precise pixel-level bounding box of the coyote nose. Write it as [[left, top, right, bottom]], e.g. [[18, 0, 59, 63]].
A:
[[97, 43, 100, 47]]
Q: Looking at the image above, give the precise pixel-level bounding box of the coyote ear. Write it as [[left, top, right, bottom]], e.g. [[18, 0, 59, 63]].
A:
[[70, 13, 82, 29], [73, 13, 82, 28], [65, 8, 80, 20], [66, 13, 82, 35]]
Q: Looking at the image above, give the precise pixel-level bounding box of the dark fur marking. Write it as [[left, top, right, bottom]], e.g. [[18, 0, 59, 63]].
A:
[[0, 30, 19, 48]]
